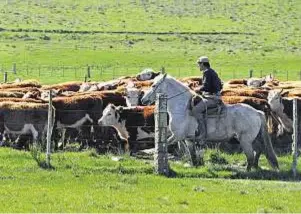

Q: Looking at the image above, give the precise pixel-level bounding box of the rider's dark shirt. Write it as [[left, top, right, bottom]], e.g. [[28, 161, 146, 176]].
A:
[[199, 68, 222, 94]]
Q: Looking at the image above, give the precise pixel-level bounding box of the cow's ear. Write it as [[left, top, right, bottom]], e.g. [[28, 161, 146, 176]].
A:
[[139, 90, 144, 96], [109, 104, 115, 109], [116, 106, 124, 113], [281, 90, 289, 97], [54, 89, 62, 94]]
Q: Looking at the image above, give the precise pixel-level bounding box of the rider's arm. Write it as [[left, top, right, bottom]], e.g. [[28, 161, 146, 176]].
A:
[[199, 70, 211, 92]]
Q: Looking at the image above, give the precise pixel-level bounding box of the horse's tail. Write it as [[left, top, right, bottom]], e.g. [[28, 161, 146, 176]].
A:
[[259, 112, 279, 170]]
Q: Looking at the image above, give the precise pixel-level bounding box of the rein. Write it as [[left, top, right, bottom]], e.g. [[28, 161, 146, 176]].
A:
[[167, 88, 191, 100], [152, 74, 191, 100]]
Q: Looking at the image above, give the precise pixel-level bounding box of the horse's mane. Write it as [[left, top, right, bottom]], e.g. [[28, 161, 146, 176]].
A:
[[166, 75, 197, 95]]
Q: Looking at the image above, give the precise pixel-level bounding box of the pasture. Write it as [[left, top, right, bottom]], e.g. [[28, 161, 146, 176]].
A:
[[0, 0, 301, 83], [0, 147, 300, 213]]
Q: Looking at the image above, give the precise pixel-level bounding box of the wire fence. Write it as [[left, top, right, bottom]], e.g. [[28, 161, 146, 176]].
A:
[[1, 107, 156, 152], [1, 63, 301, 83]]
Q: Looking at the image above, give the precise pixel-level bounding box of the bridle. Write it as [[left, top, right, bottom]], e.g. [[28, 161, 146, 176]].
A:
[[151, 74, 191, 100]]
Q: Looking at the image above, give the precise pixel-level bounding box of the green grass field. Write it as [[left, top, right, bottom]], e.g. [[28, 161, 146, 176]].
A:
[[0, 0, 301, 84], [0, 1, 301, 212], [0, 147, 300, 212]]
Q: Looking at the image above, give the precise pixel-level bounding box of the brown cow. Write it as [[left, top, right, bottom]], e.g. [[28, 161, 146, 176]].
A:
[[0, 97, 45, 103], [222, 96, 269, 112], [0, 80, 41, 89], [98, 104, 156, 152], [0, 102, 49, 149], [52, 91, 127, 150], [0, 91, 25, 98], [221, 89, 269, 99], [41, 81, 82, 92]]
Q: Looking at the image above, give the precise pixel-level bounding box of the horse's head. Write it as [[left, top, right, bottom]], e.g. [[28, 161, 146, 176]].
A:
[[141, 73, 167, 105]]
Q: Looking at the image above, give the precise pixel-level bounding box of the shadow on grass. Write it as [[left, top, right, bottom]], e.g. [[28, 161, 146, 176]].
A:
[[37, 161, 55, 170], [229, 168, 301, 181], [29, 144, 55, 170], [172, 164, 301, 181]]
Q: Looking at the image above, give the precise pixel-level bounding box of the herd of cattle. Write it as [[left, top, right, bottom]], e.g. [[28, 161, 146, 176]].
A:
[[0, 69, 300, 155]]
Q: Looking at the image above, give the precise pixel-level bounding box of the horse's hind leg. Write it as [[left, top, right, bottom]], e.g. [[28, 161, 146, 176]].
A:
[[238, 134, 255, 171], [252, 137, 263, 169], [184, 140, 203, 167]]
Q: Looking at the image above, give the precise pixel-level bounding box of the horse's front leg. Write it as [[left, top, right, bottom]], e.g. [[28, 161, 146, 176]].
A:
[[167, 133, 178, 145]]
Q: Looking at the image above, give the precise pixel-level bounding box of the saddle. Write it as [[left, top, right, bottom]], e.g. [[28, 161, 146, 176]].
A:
[[190, 94, 226, 141], [190, 94, 226, 116]]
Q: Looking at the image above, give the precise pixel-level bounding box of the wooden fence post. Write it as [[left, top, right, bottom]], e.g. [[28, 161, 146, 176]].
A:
[[292, 98, 299, 178], [249, 69, 253, 78], [3, 72, 7, 83], [87, 65, 91, 78], [46, 90, 53, 168], [12, 63, 16, 74], [154, 93, 169, 176]]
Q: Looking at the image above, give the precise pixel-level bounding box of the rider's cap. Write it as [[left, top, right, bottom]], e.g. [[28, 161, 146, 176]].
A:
[[197, 56, 209, 64]]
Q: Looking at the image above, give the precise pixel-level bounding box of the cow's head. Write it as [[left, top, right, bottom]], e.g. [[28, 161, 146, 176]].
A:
[[88, 84, 99, 92], [97, 80, 121, 91], [267, 89, 288, 113], [263, 74, 274, 82], [124, 82, 144, 106], [22, 91, 40, 99], [14, 78, 22, 83], [79, 82, 92, 92], [40, 89, 61, 101], [98, 104, 123, 126], [136, 68, 160, 81]]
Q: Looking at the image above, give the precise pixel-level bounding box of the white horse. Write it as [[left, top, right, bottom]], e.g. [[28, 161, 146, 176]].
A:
[[141, 73, 279, 171]]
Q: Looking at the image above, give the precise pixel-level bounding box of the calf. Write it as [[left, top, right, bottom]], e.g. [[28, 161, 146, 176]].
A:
[[98, 104, 156, 152]]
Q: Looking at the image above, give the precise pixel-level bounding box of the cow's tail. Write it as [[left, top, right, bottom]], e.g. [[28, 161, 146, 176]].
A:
[[259, 112, 279, 170]]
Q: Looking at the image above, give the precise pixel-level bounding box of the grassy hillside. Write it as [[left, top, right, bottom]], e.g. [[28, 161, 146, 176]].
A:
[[0, 147, 300, 212], [0, 0, 300, 83]]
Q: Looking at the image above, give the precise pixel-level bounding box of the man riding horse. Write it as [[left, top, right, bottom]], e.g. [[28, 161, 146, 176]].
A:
[[191, 56, 223, 139]]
